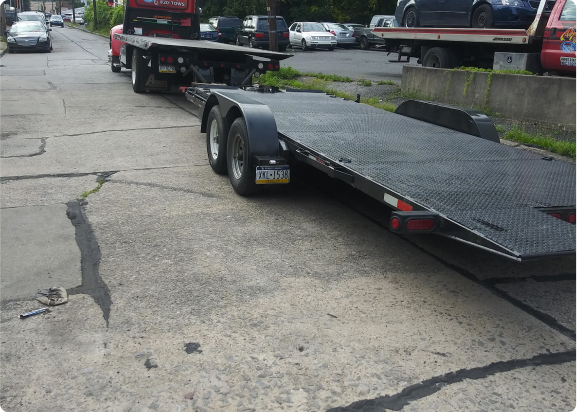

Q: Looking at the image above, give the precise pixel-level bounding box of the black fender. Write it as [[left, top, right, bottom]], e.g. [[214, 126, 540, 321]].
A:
[[199, 90, 279, 157], [395, 100, 499, 143]]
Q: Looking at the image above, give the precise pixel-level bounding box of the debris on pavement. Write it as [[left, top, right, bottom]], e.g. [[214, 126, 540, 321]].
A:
[[19, 308, 50, 319], [36, 287, 68, 306]]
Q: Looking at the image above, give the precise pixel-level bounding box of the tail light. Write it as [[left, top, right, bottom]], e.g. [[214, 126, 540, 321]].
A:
[[255, 32, 265, 38], [568, 213, 576, 223], [217, 27, 220, 32], [167, 56, 173, 63], [282, 32, 289, 38], [267, 63, 273, 70], [352, 32, 355, 37], [330, 30, 336, 36], [389, 211, 438, 234], [548, 213, 562, 219]]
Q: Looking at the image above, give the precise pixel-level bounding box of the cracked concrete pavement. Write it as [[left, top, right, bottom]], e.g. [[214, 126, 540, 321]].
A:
[[0, 26, 575, 412]]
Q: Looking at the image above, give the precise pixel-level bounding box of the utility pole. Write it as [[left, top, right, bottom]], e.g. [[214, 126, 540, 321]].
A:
[[266, 0, 277, 51], [92, 0, 96, 26]]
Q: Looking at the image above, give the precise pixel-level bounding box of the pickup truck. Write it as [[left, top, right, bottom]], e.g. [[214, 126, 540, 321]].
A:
[[353, 14, 396, 50]]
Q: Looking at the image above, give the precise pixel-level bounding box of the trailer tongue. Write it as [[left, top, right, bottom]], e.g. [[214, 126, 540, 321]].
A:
[[185, 86, 575, 261]]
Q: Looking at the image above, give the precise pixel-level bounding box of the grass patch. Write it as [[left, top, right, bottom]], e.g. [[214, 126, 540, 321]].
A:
[[1, 35, 6, 43], [503, 127, 575, 158], [376, 80, 395, 85], [80, 178, 105, 199], [358, 78, 372, 87], [495, 124, 505, 133], [454, 66, 536, 76], [302, 72, 354, 82]]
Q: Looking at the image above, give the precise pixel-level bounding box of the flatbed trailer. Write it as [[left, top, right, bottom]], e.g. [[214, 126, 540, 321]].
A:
[[184, 85, 576, 261], [371, 0, 576, 72]]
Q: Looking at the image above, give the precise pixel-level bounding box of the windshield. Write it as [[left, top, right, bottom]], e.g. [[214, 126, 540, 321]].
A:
[[326, 23, 348, 30], [200, 23, 216, 31], [51, 16, 63, 21], [257, 18, 288, 31], [303, 23, 325, 32], [10, 22, 46, 33], [18, 14, 44, 22], [560, 0, 576, 20]]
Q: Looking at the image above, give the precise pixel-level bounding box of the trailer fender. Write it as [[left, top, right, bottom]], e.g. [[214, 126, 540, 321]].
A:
[[201, 91, 279, 157], [394, 100, 499, 143]]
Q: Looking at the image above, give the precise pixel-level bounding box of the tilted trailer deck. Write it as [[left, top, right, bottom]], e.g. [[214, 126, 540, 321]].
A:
[[185, 86, 576, 261]]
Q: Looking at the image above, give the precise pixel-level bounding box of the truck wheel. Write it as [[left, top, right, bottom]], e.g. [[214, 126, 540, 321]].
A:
[[423, 47, 457, 69], [472, 5, 494, 28], [360, 36, 369, 50], [206, 105, 230, 175], [131, 48, 148, 93], [403, 7, 420, 28], [227, 117, 258, 196]]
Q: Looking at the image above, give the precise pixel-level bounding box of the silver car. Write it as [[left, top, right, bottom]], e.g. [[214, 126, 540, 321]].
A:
[[320, 22, 355, 48], [288, 22, 337, 51]]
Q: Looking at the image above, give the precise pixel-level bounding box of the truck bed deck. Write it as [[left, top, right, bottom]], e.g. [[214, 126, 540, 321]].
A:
[[202, 89, 576, 260], [114, 33, 293, 60]]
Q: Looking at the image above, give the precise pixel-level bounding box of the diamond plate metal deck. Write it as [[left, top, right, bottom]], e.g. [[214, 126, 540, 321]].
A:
[[219, 90, 576, 258]]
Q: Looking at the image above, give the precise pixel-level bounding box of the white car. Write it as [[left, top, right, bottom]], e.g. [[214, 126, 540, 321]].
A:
[[288, 22, 336, 51], [73, 16, 84, 25]]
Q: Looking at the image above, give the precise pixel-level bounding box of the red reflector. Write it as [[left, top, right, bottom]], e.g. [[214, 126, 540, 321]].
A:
[[569, 213, 576, 223], [391, 217, 400, 229], [282, 32, 289, 38], [236, 64, 240, 68], [160, 57, 165, 62], [406, 219, 435, 231], [167, 56, 173, 63], [255, 33, 265, 38], [549, 213, 562, 220], [267, 63, 273, 70], [275, 65, 279, 69], [221, 63, 224, 67]]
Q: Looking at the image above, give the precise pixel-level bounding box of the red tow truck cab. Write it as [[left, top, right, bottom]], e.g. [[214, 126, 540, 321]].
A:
[[541, 0, 576, 73]]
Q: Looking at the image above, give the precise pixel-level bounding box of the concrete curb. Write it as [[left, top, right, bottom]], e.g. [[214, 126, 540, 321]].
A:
[[67, 23, 108, 39], [0, 42, 7, 58]]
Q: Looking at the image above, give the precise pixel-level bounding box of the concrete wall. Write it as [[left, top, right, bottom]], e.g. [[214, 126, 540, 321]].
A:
[[401, 66, 576, 128]]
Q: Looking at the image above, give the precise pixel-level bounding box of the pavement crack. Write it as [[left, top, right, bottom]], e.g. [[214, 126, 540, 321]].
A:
[[329, 350, 576, 412], [109, 180, 218, 198], [65, 201, 112, 327], [58, 125, 198, 138], [1, 138, 47, 158], [62, 98, 67, 115]]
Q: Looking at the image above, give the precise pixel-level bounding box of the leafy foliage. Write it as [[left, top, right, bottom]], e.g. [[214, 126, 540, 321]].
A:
[[83, 0, 122, 31], [503, 127, 575, 158], [201, 0, 398, 25]]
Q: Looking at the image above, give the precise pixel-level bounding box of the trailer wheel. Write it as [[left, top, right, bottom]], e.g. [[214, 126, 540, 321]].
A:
[[206, 106, 230, 175], [227, 117, 258, 196], [131, 48, 148, 93], [360, 36, 369, 50], [472, 5, 494, 28], [423, 47, 458, 69]]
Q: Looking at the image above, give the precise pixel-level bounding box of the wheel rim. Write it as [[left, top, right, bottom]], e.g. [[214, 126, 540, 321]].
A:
[[477, 12, 487, 28], [236, 37, 240, 45], [131, 55, 136, 85], [231, 133, 244, 180], [209, 119, 219, 160], [405, 10, 416, 27], [361, 38, 367, 47], [302, 39, 306, 49], [429, 55, 441, 68]]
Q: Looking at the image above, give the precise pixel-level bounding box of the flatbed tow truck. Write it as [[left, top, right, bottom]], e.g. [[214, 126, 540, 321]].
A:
[[109, 0, 575, 261], [372, 0, 576, 73]]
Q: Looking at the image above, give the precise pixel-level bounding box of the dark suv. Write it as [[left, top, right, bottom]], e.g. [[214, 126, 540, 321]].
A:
[[209, 16, 242, 43], [236, 15, 289, 51]]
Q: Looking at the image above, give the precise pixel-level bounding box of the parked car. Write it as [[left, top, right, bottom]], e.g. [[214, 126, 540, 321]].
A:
[[44, 12, 52, 21], [236, 15, 289, 51], [200, 23, 218, 41], [62, 14, 72, 22], [6, 21, 52, 53], [210, 16, 242, 43], [288, 22, 337, 51], [343, 23, 364, 31], [319, 22, 355, 48], [17, 11, 48, 28], [50, 15, 64, 27], [73, 15, 85, 25], [394, 0, 555, 29], [353, 15, 396, 50]]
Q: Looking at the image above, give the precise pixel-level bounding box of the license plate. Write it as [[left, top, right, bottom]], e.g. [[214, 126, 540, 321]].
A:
[[561, 57, 577, 66], [340, 33, 347, 37], [159, 64, 176, 73], [256, 166, 290, 184]]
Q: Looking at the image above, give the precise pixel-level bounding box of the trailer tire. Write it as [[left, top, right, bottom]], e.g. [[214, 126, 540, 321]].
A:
[[227, 117, 259, 196], [131, 48, 148, 93], [423, 47, 458, 69], [472, 5, 494, 28], [206, 106, 230, 175], [360, 36, 369, 50]]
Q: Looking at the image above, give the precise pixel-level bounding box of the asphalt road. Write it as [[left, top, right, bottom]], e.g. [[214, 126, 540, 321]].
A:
[[0, 27, 575, 412]]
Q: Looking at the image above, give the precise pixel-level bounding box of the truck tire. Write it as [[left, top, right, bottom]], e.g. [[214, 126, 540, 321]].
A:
[[472, 5, 494, 28], [360, 36, 369, 50], [227, 117, 259, 196], [423, 47, 458, 69], [403, 7, 420, 28], [131, 48, 148, 93], [206, 105, 230, 175]]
